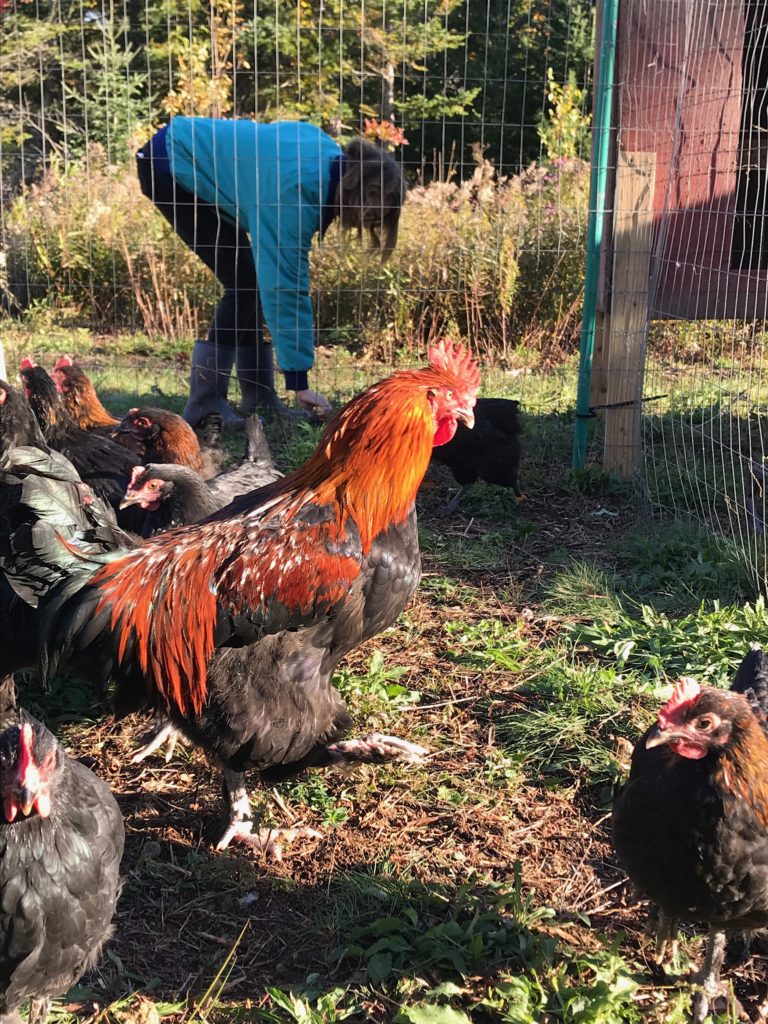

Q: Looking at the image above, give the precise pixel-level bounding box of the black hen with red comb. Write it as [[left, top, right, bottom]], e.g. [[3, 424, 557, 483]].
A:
[[612, 650, 768, 1021], [0, 713, 124, 1024]]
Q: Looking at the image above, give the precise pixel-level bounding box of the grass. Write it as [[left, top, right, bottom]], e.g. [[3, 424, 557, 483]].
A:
[[5, 326, 768, 1023]]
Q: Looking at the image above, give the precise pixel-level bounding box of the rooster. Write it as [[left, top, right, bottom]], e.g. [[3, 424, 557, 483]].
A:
[[430, 396, 524, 512], [0, 709, 124, 1024], [112, 407, 206, 475], [51, 356, 120, 432], [612, 649, 768, 1022], [19, 360, 141, 510], [11, 340, 478, 854]]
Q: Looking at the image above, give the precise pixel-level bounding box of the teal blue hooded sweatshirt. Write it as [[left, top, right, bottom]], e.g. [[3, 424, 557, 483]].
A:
[[165, 118, 342, 381]]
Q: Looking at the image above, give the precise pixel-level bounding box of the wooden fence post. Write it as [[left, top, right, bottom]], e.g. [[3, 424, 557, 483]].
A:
[[603, 150, 656, 478]]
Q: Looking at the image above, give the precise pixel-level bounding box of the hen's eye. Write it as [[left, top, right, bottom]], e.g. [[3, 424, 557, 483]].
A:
[[696, 717, 712, 731], [149, 482, 158, 490]]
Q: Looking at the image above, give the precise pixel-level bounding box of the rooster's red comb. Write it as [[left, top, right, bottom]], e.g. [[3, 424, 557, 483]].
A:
[[19, 356, 37, 371], [658, 676, 701, 728], [427, 337, 481, 394], [54, 354, 74, 369]]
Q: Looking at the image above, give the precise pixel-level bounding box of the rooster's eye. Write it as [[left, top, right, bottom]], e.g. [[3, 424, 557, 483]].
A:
[[446, 389, 454, 400], [696, 717, 712, 731]]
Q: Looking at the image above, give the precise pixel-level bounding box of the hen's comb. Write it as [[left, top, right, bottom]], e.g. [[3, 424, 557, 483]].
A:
[[128, 465, 147, 489], [54, 354, 74, 369], [427, 337, 481, 394], [19, 356, 37, 371], [0, 386, 6, 407], [658, 676, 701, 728], [17, 721, 35, 782]]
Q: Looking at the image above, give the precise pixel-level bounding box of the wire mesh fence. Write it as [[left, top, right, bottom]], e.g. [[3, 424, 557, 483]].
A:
[[0, 0, 593, 419], [597, 0, 768, 591]]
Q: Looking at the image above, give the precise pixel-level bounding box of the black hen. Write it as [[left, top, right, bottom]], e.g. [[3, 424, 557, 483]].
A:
[[429, 397, 523, 511], [612, 650, 768, 1022], [0, 378, 47, 458], [119, 463, 220, 538], [0, 711, 124, 1024], [118, 415, 281, 538], [19, 360, 140, 510]]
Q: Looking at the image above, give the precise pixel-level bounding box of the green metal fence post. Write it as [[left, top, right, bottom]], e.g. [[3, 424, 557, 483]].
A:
[[572, 0, 619, 469]]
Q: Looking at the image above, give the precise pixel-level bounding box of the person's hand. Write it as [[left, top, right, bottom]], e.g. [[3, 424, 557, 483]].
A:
[[296, 388, 333, 420]]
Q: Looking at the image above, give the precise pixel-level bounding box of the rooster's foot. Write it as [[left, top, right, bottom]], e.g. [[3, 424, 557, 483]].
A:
[[689, 928, 727, 1024], [215, 819, 321, 859], [131, 717, 188, 764], [218, 769, 321, 859], [326, 733, 427, 766]]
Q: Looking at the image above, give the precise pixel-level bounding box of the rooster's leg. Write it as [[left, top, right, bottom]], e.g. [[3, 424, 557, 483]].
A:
[[28, 998, 51, 1024], [215, 769, 320, 860], [131, 716, 189, 764], [690, 928, 727, 1024]]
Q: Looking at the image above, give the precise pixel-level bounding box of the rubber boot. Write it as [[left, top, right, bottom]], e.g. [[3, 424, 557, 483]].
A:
[[182, 340, 244, 430], [236, 340, 309, 421]]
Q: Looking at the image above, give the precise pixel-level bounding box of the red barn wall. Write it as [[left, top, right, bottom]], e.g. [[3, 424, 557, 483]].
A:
[[616, 0, 768, 319]]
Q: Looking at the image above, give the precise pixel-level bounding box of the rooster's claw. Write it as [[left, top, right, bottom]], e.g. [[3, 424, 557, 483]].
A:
[[216, 821, 321, 860], [131, 718, 188, 764], [326, 733, 428, 765]]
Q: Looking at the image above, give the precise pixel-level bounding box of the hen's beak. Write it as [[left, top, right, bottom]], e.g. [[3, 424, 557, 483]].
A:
[[16, 786, 36, 817], [457, 405, 475, 430], [645, 725, 675, 749], [119, 492, 141, 510]]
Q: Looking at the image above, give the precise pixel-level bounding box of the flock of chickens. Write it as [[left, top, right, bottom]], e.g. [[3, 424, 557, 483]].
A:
[[0, 343, 767, 1024]]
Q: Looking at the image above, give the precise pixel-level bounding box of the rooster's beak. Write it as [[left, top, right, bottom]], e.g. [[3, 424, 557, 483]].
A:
[[457, 405, 475, 430]]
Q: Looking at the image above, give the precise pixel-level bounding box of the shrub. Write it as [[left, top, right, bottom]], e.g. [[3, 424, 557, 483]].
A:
[[4, 143, 588, 360], [4, 145, 218, 339]]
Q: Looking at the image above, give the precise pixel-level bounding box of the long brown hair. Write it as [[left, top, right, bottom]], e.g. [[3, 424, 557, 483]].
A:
[[336, 139, 404, 257]]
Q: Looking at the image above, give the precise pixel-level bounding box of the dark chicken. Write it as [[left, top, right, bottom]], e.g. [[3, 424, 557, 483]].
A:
[[112, 406, 206, 475], [51, 356, 120, 432], [120, 463, 220, 538], [119, 414, 282, 538], [19, 360, 140, 510], [0, 377, 47, 458], [430, 396, 523, 512], [0, 710, 124, 1024], [13, 340, 479, 854], [0, 425, 134, 714], [612, 650, 768, 1022]]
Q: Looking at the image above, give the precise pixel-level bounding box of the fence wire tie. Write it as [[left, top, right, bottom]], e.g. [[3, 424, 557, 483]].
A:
[[575, 393, 668, 419]]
